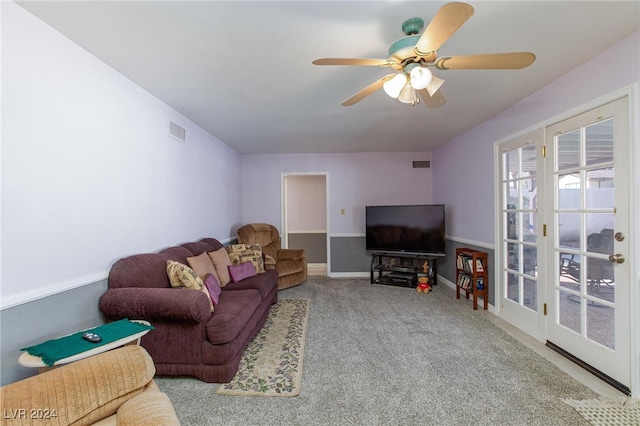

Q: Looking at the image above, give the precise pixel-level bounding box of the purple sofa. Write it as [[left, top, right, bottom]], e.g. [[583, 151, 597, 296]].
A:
[[99, 238, 278, 383]]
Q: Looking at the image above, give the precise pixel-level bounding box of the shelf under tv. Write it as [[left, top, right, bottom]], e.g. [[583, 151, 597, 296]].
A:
[[370, 252, 440, 288]]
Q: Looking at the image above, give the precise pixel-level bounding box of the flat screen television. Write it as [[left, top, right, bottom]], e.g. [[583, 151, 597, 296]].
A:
[[365, 204, 445, 256]]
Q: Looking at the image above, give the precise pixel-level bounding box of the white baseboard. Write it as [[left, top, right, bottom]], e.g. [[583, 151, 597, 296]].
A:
[[307, 263, 327, 276]]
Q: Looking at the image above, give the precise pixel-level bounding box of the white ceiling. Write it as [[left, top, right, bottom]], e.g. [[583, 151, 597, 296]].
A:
[[16, 1, 640, 154]]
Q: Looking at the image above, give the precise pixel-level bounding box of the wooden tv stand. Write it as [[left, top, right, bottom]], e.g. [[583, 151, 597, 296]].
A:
[[370, 252, 440, 288]]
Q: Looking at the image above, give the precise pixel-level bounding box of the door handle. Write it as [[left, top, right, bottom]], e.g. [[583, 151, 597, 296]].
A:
[[608, 254, 625, 264]]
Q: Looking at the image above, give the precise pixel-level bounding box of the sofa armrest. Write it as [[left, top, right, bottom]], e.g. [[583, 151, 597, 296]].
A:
[[276, 248, 305, 260], [100, 288, 211, 323]]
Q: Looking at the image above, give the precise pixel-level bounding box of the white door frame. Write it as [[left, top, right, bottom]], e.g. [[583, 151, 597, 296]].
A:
[[281, 172, 330, 274], [494, 84, 639, 398]]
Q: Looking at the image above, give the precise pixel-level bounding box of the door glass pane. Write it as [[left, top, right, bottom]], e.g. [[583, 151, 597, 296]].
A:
[[559, 251, 580, 288], [586, 168, 614, 207], [586, 119, 613, 166], [507, 272, 519, 302], [558, 173, 580, 209], [586, 256, 615, 303], [522, 145, 537, 176], [523, 277, 536, 311], [524, 212, 537, 243], [506, 242, 518, 270], [587, 304, 615, 350], [505, 150, 518, 178], [523, 245, 537, 276], [586, 216, 614, 254], [558, 289, 581, 333], [558, 213, 580, 249], [557, 129, 581, 170], [523, 186, 536, 211]]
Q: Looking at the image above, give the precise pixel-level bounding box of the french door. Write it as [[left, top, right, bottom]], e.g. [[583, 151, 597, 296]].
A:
[[545, 97, 631, 389], [499, 129, 546, 340]]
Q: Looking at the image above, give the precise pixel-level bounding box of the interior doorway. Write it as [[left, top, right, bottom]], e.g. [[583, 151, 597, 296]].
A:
[[282, 173, 329, 275]]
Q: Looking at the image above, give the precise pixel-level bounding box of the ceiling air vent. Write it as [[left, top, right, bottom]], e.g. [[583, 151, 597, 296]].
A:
[[412, 160, 431, 169], [169, 121, 186, 142]]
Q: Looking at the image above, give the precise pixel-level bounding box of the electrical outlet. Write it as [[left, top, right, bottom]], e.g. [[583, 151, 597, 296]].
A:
[[340, 208, 345, 215]]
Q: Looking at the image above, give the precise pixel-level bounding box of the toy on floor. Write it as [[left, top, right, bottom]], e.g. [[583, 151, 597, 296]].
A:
[[416, 261, 431, 293]]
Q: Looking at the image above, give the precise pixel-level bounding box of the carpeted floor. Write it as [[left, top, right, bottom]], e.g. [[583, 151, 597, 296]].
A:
[[155, 277, 601, 425]]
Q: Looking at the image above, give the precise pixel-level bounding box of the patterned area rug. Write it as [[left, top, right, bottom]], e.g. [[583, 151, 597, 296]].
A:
[[214, 298, 310, 397], [563, 398, 640, 425]]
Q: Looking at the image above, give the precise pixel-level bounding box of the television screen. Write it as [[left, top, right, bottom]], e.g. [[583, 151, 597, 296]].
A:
[[365, 204, 445, 255]]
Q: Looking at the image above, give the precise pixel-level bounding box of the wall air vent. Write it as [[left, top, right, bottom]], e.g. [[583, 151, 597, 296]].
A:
[[412, 160, 431, 169], [169, 121, 186, 142]]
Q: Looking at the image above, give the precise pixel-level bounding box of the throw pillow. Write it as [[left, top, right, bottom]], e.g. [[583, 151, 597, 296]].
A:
[[203, 273, 222, 306], [187, 251, 221, 284], [208, 248, 232, 287], [166, 260, 214, 312], [228, 261, 257, 283], [225, 244, 265, 273]]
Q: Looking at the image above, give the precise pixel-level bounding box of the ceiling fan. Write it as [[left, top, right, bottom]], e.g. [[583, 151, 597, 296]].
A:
[[312, 1, 535, 108]]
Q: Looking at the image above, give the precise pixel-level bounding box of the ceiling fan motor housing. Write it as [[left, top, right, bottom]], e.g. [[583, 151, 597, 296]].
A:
[[389, 17, 437, 64], [401, 17, 424, 35]]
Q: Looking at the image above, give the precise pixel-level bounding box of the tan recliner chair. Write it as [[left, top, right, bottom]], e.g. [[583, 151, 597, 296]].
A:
[[1, 345, 180, 426], [237, 223, 307, 290]]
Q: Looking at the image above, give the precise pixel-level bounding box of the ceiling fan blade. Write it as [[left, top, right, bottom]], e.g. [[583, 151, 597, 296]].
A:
[[313, 58, 397, 67], [415, 2, 474, 56], [419, 89, 446, 109], [436, 52, 536, 70], [342, 74, 395, 106]]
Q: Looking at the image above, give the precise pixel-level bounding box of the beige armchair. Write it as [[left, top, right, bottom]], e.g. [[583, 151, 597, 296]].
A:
[[237, 223, 307, 290], [1, 345, 180, 426]]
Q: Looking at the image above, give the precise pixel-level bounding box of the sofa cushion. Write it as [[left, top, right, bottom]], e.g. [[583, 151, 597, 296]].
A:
[[208, 248, 232, 287], [205, 289, 262, 344], [166, 260, 214, 312], [187, 251, 221, 284], [225, 244, 265, 273], [228, 261, 257, 283], [203, 273, 222, 306], [222, 269, 278, 300]]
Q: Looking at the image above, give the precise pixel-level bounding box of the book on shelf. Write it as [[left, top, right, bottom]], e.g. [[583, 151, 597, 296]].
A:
[[457, 273, 472, 290]]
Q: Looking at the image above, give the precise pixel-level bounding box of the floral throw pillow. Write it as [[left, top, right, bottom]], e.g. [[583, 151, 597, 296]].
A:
[[166, 260, 214, 312], [225, 244, 265, 273]]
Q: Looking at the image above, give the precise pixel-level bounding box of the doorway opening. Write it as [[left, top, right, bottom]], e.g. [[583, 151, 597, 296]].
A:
[[282, 173, 329, 275]]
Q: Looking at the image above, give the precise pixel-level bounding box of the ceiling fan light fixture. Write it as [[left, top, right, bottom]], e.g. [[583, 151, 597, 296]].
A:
[[398, 83, 418, 105], [426, 75, 445, 96], [383, 73, 407, 98], [409, 66, 432, 90]]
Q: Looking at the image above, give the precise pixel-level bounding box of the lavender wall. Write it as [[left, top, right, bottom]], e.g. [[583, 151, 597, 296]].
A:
[[240, 151, 434, 235], [433, 31, 640, 245], [2, 1, 242, 307]]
